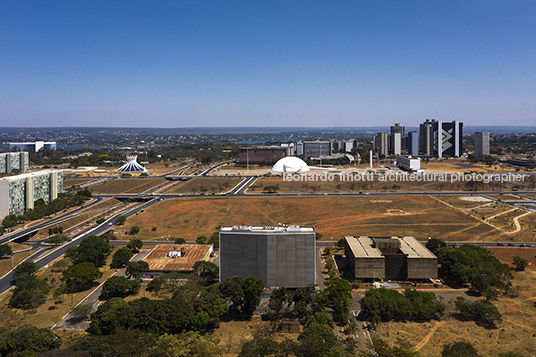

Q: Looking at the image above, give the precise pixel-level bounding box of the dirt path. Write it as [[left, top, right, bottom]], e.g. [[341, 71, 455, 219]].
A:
[[415, 321, 445, 350], [485, 208, 518, 222], [505, 212, 533, 235]]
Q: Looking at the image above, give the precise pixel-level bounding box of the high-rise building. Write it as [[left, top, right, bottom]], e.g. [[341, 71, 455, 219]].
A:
[[390, 123, 405, 155], [374, 132, 389, 157], [419, 120, 433, 156], [219, 225, 316, 288], [302, 141, 332, 159], [407, 131, 419, 157], [419, 119, 463, 158], [474, 132, 490, 157], [0, 152, 29, 174], [433, 120, 463, 158], [0, 169, 63, 218]]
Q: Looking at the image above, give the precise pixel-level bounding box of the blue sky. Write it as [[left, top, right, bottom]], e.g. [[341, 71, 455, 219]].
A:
[[1, 1, 535, 128]]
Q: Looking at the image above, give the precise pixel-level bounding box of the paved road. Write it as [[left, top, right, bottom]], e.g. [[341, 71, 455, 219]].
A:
[[0, 197, 104, 245], [0, 199, 159, 297]]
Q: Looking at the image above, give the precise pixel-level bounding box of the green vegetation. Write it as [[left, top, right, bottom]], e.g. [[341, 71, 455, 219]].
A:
[[455, 297, 503, 328], [361, 288, 445, 326], [0, 324, 61, 356], [63, 262, 103, 291], [192, 261, 219, 281], [174, 237, 186, 244], [66, 235, 111, 267], [111, 247, 134, 268], [513, 255, 529, 271], [125, 261, 149, 280], [220, 276, 264, 318], [0, 243, 12, 257], [9, 262, 49, 309], [127, 237, 143, 252], [359, 338, 420, 357], [116, 215, 127, 225], [325, 277, 353, 322], [101, 276, 141, 299], [441, 341, 481, 357]]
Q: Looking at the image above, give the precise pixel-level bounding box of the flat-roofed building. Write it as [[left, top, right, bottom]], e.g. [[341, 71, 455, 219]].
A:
[[0, 152, 29, 174], [239, 146, 290, 165], [396, 155, 421, 171], [344, 236, 437, 281], [0, 169, 63, 218], [474, 132, 490, 157], [219, 225, 316, 288], [140, 243, 213, 279]]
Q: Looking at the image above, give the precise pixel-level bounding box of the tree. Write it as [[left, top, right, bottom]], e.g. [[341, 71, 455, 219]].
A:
[[13, 261, 39, 280], [127, 238, 143, 253], [9, 275, 49, 309], [73, 235, 111, 267], [441, 341, 481, 357], [326, 277, 353, 322], [268, 287, 289, 317], [239, 335, 297, 357], [263, 185, 280, 193], [125, 261, 149, 280], [0, 324, 61, 356], [116, 216, 127, 225], [89, 298, 128, 335], [72, 304, 93, 321], [359, 338, 420, 357], [243, 276, 264, 317], [63, 262, 103, 290], [129, 226, 141, 235], [455, 297, 502, 328], [298, 324, 339, 357], [498, 352, 525, 357], [513, 256, 529, 271], [425, 238, 447, 255], [196, 236, 208, 244], [101, 276, 140, 299], [220, 276, 264, 318], [111, 247, 134, 268], [192, 261, 219, 281], [174, 238, 186, 244], [0, 244, 12, 257]]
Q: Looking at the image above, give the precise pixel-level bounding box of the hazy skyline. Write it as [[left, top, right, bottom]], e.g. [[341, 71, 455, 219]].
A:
[[1, 1, 535, 128]]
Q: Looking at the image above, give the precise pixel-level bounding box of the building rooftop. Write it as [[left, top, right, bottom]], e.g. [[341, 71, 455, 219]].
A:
[[0, 169, 62, 182], [142, 244, 213, 272], [344, 236, 383, 258], [345, 236, 435, 259], [399, 236, 436, 259], [220, 225, 315, 233]]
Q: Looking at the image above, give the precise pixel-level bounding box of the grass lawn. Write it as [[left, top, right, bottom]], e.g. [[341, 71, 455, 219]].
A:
[[0, 250, 32, 278], [167, 177, 244, 194], [119, 195, 504, 242], [63, 177, 102, 188]]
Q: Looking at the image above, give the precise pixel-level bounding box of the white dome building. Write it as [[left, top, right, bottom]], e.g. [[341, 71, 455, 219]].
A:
[[272, 156, 310, 172], [117, 155, 147, 172]]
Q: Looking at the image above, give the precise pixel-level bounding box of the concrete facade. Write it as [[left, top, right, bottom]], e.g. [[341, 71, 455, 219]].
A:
[[0, 152, 29, 174], [474, 132, 490, 157], [239, 146, 288, 165], [374, 132, 389, 157], [407, 131, 419, 157], [396, 155, 421, 171], [219, 225, 316, 288], [302, 141, 332, 159], [344, 236, 437, 281], [0, 170, 63, 218], [9, 141, 56, 151]]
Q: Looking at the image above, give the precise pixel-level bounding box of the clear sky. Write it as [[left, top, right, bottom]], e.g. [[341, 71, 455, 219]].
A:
[[1, 1, 535, 128]]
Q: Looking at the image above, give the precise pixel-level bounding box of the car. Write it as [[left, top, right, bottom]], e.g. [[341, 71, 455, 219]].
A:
[[507, 243, 514, 246], [520, 243, 528, 247], [530, 244, 536, 247], [497, 242, 504, 246]]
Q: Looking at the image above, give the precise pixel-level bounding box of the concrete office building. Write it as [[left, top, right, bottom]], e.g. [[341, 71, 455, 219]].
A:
[[344, 236, 437, 281], [390, 123, 405, 155], [474, 132, 490, 157], [302, 141, 331, 159], [0, 152, 29, 174], [0, 169, 63, 218], [9, 141, 56, 151], [219, 225, 316, 288], [239, 145, 291, 165], [407, 131, 419, 157], [419, 120, 433, 156], [419, 119, 463, 158], [374, 132, 389, 157]]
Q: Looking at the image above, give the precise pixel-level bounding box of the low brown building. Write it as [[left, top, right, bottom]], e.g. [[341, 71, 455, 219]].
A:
[[344, 236, 437, 281], [140, 244, 213, 279]]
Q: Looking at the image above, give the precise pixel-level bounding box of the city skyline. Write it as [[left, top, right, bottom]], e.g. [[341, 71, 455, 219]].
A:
[[1, 1, 535, 128]]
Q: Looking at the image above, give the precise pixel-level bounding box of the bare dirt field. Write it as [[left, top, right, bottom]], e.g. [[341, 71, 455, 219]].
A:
[[374, 261, 536, 357], [89, 178, 168, 194], [120, 195, 505, 242], [167, 177, 244, 194], [63, 177, 103, 188]]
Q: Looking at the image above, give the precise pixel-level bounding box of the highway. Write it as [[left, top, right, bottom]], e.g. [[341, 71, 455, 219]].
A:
[[0, 197, 104, 245], [0, 198, 159, 296]]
